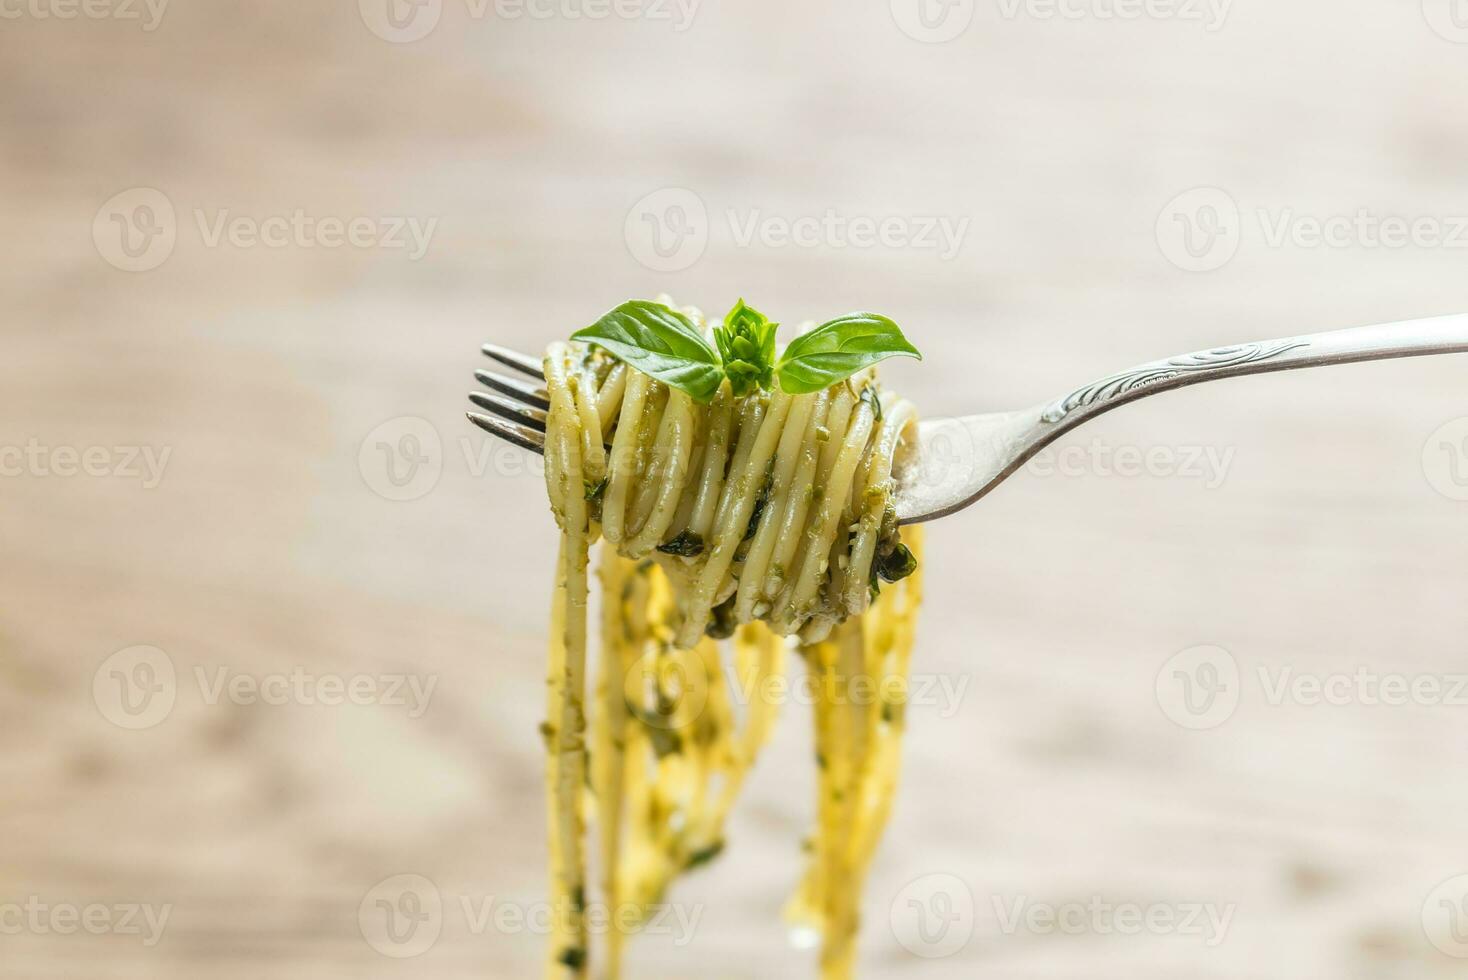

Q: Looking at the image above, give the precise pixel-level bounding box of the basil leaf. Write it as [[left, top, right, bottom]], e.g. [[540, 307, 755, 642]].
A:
[[572, 300, 725, 403], [775, 313, 921, 394]]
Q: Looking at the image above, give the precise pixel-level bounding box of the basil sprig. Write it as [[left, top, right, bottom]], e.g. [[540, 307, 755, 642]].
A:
[[572, 299, 920, 403], [713, 300, 777, 397]]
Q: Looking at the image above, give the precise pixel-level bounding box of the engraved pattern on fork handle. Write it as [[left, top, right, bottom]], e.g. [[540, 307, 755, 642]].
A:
[[1040, 341, 1312, 423]]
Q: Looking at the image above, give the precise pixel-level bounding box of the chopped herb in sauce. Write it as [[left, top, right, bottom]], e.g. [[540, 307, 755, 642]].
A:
[[641, 720, 682, 759], [744, 462, 775, 540], [656, 529, 705, 557], [706, 595, 737, 639], [858, 383, 883, 422], [684, 840, 725, 869], [876, 542, 917, 584], [584, 476, 608, 522]]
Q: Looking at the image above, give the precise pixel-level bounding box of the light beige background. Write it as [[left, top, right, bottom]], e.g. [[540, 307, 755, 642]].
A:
[[3, 1, 1468, 977]]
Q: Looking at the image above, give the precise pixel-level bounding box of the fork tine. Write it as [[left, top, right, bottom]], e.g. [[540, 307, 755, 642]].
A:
[[474, 368, 550, 409], [468, 390, 548, 431], [482, 343, 546, 380], [466, 411, 545, 455]]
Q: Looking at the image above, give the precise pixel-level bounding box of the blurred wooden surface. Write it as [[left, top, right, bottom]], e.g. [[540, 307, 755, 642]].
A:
[[2, 1, 1468, 977]]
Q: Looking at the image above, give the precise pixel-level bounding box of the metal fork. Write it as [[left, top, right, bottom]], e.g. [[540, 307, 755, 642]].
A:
[[467, 314, 1468, 525]]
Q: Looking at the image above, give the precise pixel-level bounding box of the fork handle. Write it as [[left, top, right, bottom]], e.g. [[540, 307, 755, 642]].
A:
[[1041, 313, 1468, 425]]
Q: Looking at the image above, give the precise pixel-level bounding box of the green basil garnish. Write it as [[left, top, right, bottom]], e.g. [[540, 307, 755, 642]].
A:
[[775, 313, 922, 395], [713, 299, 777, 397], [571, 300, 725, 403], [572, 300, 920, 401]]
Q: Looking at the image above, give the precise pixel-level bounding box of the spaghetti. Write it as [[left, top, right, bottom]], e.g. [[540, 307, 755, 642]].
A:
[[538, 299, 923, 979]]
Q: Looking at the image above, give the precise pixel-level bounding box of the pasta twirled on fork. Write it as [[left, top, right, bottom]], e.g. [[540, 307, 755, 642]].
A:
[[537, 299, 923, 979]]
